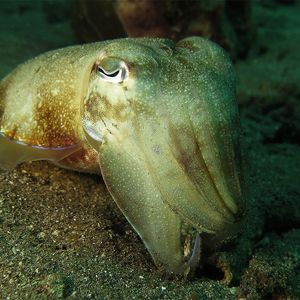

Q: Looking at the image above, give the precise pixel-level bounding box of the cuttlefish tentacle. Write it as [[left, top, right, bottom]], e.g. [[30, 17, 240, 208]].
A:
[[0, 37, 246, 275]]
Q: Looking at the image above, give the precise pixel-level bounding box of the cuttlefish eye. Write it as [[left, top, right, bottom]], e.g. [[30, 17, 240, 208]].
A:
[[97, 61, 129, 83]]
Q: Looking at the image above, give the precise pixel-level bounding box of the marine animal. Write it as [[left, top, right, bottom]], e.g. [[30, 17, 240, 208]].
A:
[[0, 37, 246, 275]]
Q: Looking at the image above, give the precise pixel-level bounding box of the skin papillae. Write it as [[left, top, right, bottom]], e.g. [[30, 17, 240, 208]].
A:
[[0, 37, 246, 275]]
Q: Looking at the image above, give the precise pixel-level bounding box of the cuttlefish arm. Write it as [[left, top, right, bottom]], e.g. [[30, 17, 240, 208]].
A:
[[147, 37, 246, 237], [99, 140, 185, 273]]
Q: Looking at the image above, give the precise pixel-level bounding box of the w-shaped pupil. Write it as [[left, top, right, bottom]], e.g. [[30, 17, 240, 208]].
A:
[[98, 67, 120, 78]]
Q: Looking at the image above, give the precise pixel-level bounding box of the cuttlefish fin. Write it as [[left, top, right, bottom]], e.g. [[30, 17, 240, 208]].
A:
[[0, 133, 80, 171]]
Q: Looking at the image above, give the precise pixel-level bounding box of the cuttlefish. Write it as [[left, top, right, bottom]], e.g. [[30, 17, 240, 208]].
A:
[[0, 37, 246, 275]]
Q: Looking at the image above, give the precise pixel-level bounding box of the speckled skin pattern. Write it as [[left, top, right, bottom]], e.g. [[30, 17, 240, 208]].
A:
[[0, 37, 246, 274]]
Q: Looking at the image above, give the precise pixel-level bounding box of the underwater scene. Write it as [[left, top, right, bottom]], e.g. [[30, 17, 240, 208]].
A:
[[0, 0, 299, 299]]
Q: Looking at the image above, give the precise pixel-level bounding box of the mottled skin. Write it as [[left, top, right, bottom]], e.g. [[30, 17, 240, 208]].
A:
[[0, 37, 246, 275]]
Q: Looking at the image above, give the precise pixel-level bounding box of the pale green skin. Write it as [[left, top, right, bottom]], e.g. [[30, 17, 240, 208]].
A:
[[0, 37, 245, 274]]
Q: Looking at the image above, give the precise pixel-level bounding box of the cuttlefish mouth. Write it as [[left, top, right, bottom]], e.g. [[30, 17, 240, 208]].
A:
[[81, 38, 245, 274]]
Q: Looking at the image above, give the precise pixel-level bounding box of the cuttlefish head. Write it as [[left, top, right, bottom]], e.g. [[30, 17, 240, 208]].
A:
[[81, 37, 246, 274]]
